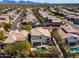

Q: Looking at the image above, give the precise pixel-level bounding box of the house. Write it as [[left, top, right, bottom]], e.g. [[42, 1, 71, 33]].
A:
[[0, 27, 5, 31], [66, 15, 79, 24], [23, 8, 38, 24], [3, 30, 29, 44], [50, 19, 63, 27], [73, 16, 79, 24], [0, 15, 10, 23], [38, 9, 63, 27], [65, 15, 75, 21], [38, 10, 49, 18], [23, 13, 37, 23], [64, 34, 78, 46], [32, 21, 41, 28], [61, 24, 77, 33], [45, 18, 63, 27], [29, 27, 51, 47], [58, 27, 79, 46], [49, 7, 56, 12]]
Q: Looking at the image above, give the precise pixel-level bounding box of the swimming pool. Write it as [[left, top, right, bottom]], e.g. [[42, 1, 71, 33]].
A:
[[70, 47, 79, 53]]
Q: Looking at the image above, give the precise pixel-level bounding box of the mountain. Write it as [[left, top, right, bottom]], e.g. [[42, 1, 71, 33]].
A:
[[17, 1, 49, 4], [18, 0, 27, 4], [1, 0, 17, 4], [0, 0, 49, 4]]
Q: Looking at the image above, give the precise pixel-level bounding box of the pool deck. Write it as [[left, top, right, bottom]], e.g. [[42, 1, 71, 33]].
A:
[[70, 45, 79, 48]]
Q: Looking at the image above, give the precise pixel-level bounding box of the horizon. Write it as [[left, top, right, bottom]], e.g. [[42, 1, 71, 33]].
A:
[[0, 0, 79, 4]]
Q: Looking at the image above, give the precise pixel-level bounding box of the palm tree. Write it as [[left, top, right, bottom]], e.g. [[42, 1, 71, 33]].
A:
[[48, 46, 60, 57], [66, 49, 73, 58]]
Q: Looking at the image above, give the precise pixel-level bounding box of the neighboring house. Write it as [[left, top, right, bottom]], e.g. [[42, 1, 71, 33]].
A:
[[61, 24, 77, 33], [64, 35, 78, 46], [38, 10, 49, 18], [73, 17, 79, 24], [65, 13, 79, 24], [3, 30, 29, 44], [23, 8, 38, 24], [6, 10, 16, 17], [45, 18, 63, 27], [30, 27, 51, 47], [0, 27, 5, 31], [50, 19, 63, 27], [61, 32, 79, 46], [65, 15, 75, 21], [58, 27, 79, 46], [0, 15, 10, 23], [38, 9, 63, 27], [32, 21, 41, 28]]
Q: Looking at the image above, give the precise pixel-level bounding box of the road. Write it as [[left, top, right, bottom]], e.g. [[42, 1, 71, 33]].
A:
[[11, 10, 23, 30]]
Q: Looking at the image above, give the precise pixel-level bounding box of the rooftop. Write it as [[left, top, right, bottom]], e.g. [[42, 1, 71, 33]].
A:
[[30, 27, 51, 37], [0, 15, 10, 22], [61, 24, 77, 33], [58, 28, 79, 40], [3, 30, 29, 43], [23, 8, 37, 23]]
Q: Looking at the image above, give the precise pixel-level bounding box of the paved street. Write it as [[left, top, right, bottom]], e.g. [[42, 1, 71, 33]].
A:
[[11, 10, 23, 30]]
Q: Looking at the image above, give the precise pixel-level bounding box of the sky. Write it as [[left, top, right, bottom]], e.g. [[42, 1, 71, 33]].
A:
[[1, 0, 79, 3]]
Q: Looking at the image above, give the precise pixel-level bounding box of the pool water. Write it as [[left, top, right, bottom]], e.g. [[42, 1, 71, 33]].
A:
[[70, 47, 79, 53]]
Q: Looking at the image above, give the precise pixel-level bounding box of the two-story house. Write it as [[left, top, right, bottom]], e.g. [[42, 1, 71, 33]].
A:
[[30, 27, 51, 47]]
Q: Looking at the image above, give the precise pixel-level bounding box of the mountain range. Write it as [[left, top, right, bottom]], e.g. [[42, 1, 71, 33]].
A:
[[0, 0, 49, 4]]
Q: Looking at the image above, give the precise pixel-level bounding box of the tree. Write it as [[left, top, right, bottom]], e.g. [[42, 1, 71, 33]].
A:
[[30, 50, 48, 57], [3, 41, 31, 57], [0, 31, 4, 41], [15, 41, 31, 51], [14, 41, 31, 57], [0, 22, 5, 27], [32, 9, 44, 24], [16, 10, 20, 14], [51, 28, 58, 38], [3, 44, 16, 57], [51, 28, 61, 41], [66, 49, 73, 57], [21, 25, 32, 31], [48, 46, 60, 57], [4, 22, 12, 31], [22, 11, 26, 17]]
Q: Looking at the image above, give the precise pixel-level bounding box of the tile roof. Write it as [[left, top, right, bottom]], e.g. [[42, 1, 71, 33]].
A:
[[62, 24, 77, 33], [3, 30, 29, 43], [30, 27, 51, 37]]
